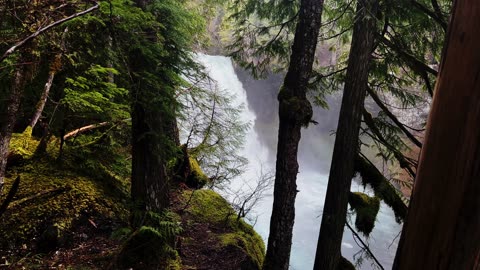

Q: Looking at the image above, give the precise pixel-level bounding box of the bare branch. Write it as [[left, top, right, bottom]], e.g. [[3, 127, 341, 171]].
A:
[[0, 2, 99, 63], [346, 222, 385, 270]]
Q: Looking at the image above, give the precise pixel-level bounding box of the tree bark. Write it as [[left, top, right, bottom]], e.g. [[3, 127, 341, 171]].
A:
[[0, 63, 27, 195], [263, 0, 323, 269], [313, 0, 378, 269], [29, 27, 68, 130], [131, 103, 170, 214], [29, 65, 57, 129], [130, 0, 172, 216], [393, 1, 480, 269]]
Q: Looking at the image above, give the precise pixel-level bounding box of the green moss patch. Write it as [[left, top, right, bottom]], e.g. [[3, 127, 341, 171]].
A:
[[181, 190, 265, 269], [348, 192, 380, 236], [187, 157, 209, 188], [354, 155, 408, 222], [117, 226, 180, 269], [0, 132, 129, 251]]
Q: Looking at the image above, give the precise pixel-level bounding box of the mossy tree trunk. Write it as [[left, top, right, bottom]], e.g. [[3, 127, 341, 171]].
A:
[[393, 1, 480, 269], [313, 0, 378, 268], [263, 0, 323, 269], [0, 60, 27, 195]]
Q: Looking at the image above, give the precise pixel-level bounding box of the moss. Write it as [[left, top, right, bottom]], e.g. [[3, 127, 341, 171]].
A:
[[348, 192, 380, 236], [338, 256, 356, 270], [182, 189, 232, 224], [187, 157, 209, 188], [354, 155, 408, 222], [220, 231, 265, 269], [0, 132, 129, 250], [182, 190, 265, 269], [165, 254, 182, 270], [118, 226, 177, 269], [9, 127, 37, 159]]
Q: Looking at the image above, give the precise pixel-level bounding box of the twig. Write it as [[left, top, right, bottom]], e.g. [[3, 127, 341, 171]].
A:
[[346, 222, 385, 270]]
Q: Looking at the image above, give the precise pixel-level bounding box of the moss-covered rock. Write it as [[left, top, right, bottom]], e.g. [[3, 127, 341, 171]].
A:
[[181, 190, 265, 269], [186, 157, 210, 188], [348, 192, 380, 236], [117, 226, 181, 270]]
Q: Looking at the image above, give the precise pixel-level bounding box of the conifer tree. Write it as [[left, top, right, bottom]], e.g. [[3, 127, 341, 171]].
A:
[[263, 0, 323, 269], [314, 0, 379, 268]]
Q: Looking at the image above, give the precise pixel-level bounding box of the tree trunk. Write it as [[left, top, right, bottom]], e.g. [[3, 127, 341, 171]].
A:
[[313, 0, 378, 268], [263, 0, 323, 269], [393, 1, 480, 269], [30, 68, 56, 129], [0, 63, 27, 195], [131, 103, 170, 215], [30, 27, 67, 130]]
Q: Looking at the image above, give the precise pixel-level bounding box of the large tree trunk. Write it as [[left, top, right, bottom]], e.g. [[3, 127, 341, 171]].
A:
[[130, 0, 173, 217], [393, 1, 480, 269], [131, 103, 170, 214], [313, 0, 378, 268], [263, 0, 323, 269], [0, 63, 27, 195]]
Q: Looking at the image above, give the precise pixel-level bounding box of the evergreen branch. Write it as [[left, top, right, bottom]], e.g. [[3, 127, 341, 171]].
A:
[[362, 108, 417, 178], [411, 0, 447, 31], [0, 2, 100, 63], [377, 34, 438, 76], [366, 86, 422, 148]]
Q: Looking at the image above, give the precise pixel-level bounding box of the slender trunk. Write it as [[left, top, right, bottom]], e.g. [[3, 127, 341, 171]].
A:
[[393, 1, 480, 269], [30, 27, 67, 130], [30, 68, 56, 129], [313, 0, 378, 268], [0, 63, 27, 195], [263, 0, 323, 269]]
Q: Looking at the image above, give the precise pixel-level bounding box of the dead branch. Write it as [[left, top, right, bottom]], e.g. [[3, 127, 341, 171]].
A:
[[346, 222, 385, 270], [0, 176, 20, 218], [63, 121, 109, 140], [0, 2, 99, 63]]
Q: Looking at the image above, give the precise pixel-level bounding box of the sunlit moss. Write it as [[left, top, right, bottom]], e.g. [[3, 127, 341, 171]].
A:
[[187, 157, 209, 188]]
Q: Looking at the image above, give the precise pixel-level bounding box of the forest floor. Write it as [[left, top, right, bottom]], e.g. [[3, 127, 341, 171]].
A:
[[0, 131, 264, 269]]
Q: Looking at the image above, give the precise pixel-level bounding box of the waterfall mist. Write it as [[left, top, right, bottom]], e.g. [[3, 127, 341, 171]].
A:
[[196, 54, 402, 270]]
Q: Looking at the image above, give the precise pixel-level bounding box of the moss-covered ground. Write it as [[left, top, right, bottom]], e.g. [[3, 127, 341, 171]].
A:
[[0, 129, 130, 268], [1, 130, 265, 269], [177, 189, 265, 269]]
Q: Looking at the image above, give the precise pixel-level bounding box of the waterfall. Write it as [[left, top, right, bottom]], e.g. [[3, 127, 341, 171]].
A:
[[196, 54, 402, 270]]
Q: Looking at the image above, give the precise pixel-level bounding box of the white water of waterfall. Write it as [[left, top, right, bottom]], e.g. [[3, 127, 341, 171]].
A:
[[196, 54, 402, 270]]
